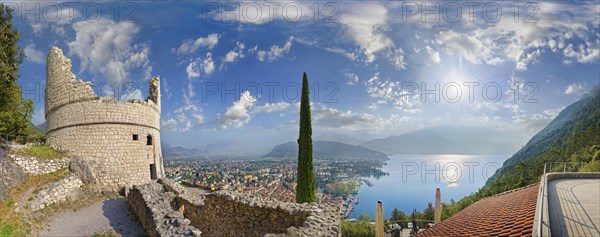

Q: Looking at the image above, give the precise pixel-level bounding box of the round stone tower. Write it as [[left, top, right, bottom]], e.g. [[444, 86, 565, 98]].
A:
[[45, 46, 164, 191]]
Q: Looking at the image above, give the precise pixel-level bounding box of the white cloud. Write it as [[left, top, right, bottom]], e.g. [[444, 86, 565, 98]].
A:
[[294, 38, 358, 61], [203, 53, 215, 75], [170, 92, 204, 131], [22, 6, 80, 37], [176, 89, 201, 115], [31, 23, 45, 35], [432, 3, 599, 70], [425, 46, 441, 64], [564, 83, 587, 95], [162, 119, 178, 130], [513, 113, 554, 133], [385, 47, 406, 70], [186, 52, 215, 79], [345, 73, 359, 85], [174, 61, 205, 132], [68, 18, 152, 94], [507, 73, 526, 95], [174, 113, 193, 132], [162, 77, 172, 99], [544, 108, 564, 119], [120, 88, 143, 101], [24, 43, 45, 64], [223, 42, 246, 63], [312, 106, 411, 134], [563, 42, 600, 64], [173, 33, 219, 55], [186, 61, 200, 79], [435, 30, 498, 65], [217, 91, 257, 129], [446, 182, 460, 188], [324, 47, 357, 61], [211, 1, 312, 24], [192, 113, 205, 125], [253, 102, 290, 113], [257, 36, 294, 62], [365, 72, 420, 112], [339, 3, 392, 63]]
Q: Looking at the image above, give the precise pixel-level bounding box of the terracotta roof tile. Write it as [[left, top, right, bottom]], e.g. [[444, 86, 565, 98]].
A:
[[416, 183, 539, 237]]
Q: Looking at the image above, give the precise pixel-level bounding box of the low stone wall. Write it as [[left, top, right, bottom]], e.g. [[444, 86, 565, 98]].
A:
[[189, 192, 318, 237], [130, 179, 341, 237], [9, 154, 69, 175], [546, 172, 600, 181], [127, 181, 202, 237], [29, 174, 83, 211]]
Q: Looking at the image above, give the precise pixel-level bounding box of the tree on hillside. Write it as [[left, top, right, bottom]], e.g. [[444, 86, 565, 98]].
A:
[[390, 208, 406, 221], [0, 4, 33, 139], [358, 213, 372, 222], [296, 72, 316, 203], [422, 202, 435, 221]]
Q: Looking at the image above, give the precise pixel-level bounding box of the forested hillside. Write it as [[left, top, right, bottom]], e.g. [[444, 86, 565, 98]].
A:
[[440, 86, 600, 220]]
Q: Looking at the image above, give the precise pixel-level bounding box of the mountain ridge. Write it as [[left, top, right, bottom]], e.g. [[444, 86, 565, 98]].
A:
[[263, 140, 389, 161], [361, 125, 524, 155]]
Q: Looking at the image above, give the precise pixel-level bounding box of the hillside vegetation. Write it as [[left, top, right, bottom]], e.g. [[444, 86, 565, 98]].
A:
[[440, 86, 600, 219]]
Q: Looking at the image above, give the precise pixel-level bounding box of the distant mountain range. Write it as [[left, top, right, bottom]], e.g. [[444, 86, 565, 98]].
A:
[[263, 141, 388, 161], [360, 126, 524, 155], [162, 143, 261, 160], [162, 143, 209, 159], [35, 122, 46, 132]]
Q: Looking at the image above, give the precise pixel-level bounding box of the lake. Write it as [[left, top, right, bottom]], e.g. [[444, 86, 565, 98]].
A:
[[347, 154, 509, 219]]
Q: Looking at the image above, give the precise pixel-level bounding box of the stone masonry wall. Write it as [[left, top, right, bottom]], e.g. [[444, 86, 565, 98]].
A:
[[28, 174, 83, 211], [183, 193, 310, 237], [129, 179, 342, 237], [9, 154, 69, 175], [127, 182, 202, 237], [45, 47, 95, 114], [47, 124, 162, 191], [44, 46, 164, 192]]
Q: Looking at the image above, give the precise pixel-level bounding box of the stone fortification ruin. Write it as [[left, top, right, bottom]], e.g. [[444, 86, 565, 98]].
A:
[[128, 179, 342, 237], [41, 47, 342, 236], [44, 46, 164, 191]]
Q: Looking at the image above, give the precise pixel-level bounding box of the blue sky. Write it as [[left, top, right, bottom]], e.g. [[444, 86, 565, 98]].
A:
[[9, 1, 600, 154]]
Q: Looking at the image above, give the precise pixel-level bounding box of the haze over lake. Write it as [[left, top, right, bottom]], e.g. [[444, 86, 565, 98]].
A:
[[348, 154, 508, 219]]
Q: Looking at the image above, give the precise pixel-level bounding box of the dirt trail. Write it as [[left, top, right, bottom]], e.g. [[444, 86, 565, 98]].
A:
[[37, 198, 145, 237]]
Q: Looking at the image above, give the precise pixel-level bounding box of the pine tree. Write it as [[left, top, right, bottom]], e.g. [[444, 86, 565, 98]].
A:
[[296, 72, 316, 203], [0, 3, 33, 138]]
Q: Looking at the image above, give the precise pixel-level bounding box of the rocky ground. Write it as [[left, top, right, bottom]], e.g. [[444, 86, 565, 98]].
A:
[[37, 198, 145, 237], [0, 154, 27, 201]]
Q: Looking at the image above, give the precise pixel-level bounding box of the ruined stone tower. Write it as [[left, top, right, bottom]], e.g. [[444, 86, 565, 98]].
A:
[[44, 46, 164, 191]]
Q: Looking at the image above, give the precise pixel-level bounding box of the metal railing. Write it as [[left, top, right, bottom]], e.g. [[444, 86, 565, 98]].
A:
[[544, 162, 587, 173], [537, 163, 547, 237]]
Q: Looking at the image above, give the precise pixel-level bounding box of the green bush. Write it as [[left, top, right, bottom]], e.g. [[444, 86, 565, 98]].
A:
[[342, 220, 375, 237], [579, 162, 600, 172]]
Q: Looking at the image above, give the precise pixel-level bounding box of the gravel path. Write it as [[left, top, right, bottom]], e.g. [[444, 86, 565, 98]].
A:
[[38, 198, 145, 237]]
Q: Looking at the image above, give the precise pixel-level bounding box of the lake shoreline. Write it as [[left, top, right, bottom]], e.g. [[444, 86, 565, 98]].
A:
[[347, 154, 510, 219]]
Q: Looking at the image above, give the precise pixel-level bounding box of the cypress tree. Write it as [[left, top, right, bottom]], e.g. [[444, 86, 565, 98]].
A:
[[296, 72, 316, 203]]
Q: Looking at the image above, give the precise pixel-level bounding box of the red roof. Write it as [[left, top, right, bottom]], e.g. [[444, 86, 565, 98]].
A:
[[416, 183, 539, 237]]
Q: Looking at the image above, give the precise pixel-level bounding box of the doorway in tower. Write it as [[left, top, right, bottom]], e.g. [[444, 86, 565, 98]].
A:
[[150, 164, 157, 180]]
